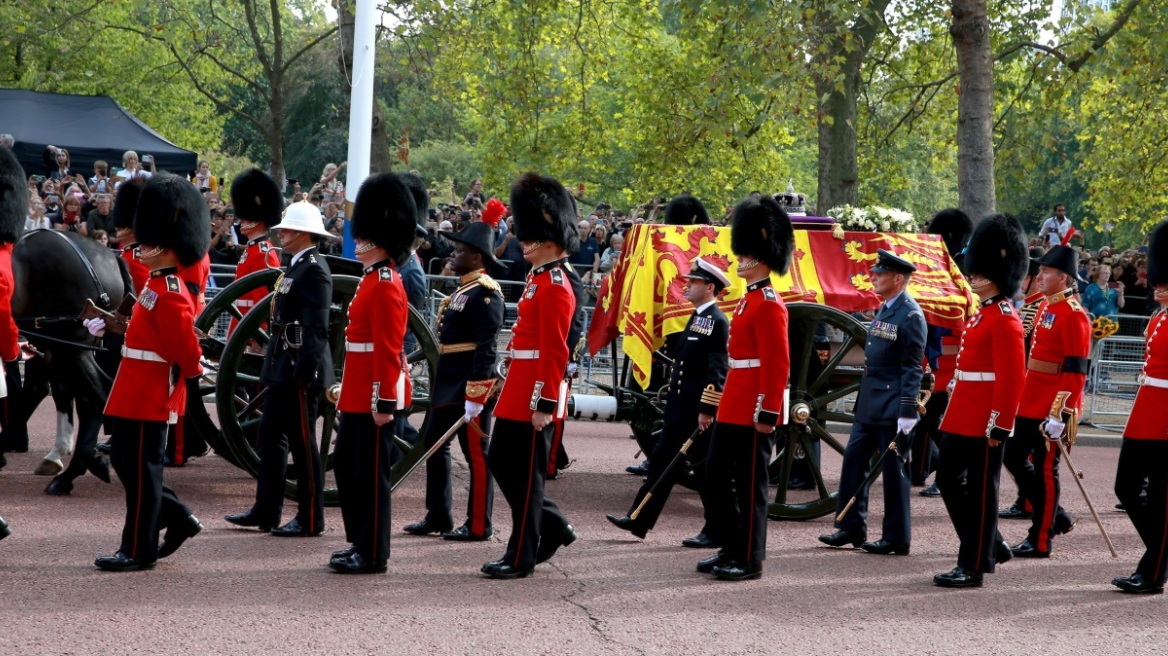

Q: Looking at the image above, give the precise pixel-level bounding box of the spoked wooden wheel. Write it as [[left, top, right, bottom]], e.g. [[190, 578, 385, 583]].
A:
[[211, 270, 439, 505], [768, 303, 866, 520]]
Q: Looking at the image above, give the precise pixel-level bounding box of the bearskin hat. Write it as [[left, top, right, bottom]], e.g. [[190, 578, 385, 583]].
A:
[[133, 172, 211, 267], [509, 172, 580, 253], [730, 195, 794, 275], [1148, 220, 1168, 287], [112, 177, 147, 233], [349, 172, 418, 263], [926, 208, 973, 262], [400, 172, 429, 236], [664, 193, 709, 226], [230, 168, 283, 228], [963, 212, 1028, 296], [0, 146, 28, 243], [1027, 246, 1045, 278]]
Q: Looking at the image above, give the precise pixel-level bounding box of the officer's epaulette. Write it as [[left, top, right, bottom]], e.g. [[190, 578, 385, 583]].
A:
[[550, 268, 565, 285], [165, 275, 181, 293], [477, 273, 501, 293], [761, 287, 777, 301], [379, 267, 394, 282], [998, 300, 1014, 315], [1067, 298, 1083, 313]]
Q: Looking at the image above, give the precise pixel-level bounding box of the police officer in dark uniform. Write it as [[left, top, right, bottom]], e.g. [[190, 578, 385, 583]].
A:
[[225, 202, 335, 537], [820, 249, 926, 555], [605, 257, 730, 546], [404, 220, 505, 541]]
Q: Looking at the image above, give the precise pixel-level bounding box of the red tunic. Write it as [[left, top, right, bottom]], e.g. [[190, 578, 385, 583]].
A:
[[716, 279, 789, 427], [933, 328, 962, 393], [337, 261, 412, 415], [939, 297, 1026, 437], [1123, 310, 1168, 440], [0, 244, 20, 362], [233, 237, 280, 310], [178, 254, 211, 313], [121, 246, 150, 297], [494, 260, 574, 422], [1017, 289, 1092, 420], [105, 269, 203, 422]]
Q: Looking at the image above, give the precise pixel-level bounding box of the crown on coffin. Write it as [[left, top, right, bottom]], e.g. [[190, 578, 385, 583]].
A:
[[773, 180, 807, 216]]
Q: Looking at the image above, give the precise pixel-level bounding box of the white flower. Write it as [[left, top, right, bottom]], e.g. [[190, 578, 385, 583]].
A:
[[880, 221, 890, 231]]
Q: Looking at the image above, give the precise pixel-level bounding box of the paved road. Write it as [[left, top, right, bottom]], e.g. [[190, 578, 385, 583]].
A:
[[0, 411, 1159, 655]]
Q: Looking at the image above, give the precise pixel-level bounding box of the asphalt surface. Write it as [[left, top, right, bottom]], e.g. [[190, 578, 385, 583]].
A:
[[0, 408, 1161, 656]]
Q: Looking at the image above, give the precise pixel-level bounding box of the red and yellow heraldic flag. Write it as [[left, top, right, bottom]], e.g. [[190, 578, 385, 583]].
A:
[[587, 224, 974, 388]]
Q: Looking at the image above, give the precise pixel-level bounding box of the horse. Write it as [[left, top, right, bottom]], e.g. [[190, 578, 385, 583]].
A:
[[3, 229, 130, 489]]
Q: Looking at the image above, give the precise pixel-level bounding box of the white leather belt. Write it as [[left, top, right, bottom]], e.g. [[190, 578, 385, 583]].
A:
[[122, 346, 166, 363], [954, 370, 995, 382], [346, 341, 375, 353], [1140, 374, 1168, 389], [510, 350, 540, 360], [234, 299, 256, 307], [729, 358, 761, 369]]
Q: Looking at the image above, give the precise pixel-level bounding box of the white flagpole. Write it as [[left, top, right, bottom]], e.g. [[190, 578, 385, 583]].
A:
[[342, 0, 377, 258]]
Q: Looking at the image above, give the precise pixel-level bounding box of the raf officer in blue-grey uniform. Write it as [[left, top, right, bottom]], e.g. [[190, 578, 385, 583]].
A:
[[820, 249, 926, 555]]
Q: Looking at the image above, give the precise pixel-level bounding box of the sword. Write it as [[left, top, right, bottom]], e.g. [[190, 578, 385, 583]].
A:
[[836, 432, 909, 523], [629, 427, 702, 521], [390, 416, 467, 493], [1055, 437, 1119, 558]]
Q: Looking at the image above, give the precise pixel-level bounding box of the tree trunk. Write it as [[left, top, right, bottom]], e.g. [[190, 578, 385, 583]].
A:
[[951, 0, 996, 221], [268, 82, 286, 189], [336, 0, 393, 174]]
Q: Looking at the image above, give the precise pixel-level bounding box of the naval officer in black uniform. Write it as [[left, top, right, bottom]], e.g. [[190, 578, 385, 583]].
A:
[[606, 257, 730, 547], [820, 249, 926, 555], [225, 202, 336, 537]]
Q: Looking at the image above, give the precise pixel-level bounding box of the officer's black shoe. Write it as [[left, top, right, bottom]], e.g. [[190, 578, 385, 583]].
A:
[[481, 561, 534, 579], [1009, 539, 1050, 558], [329, 552, 387, 574], [88, 455, 112, 483], [224, 510, 276, 531], [995, 540, 1013, 565], [712, 561, 763, 581], [1115, 502, 1127, 512], [606, 514, 647, 539], [44, 478, 73, 496], [818, 530, 866, 548], [919, 483, 942, 498], [861, 540, 911, 556], [1113, 573, 1164, 594], [442, 524, 494, 541], [933, 566, 983, 588], [331, 545, 356, 561], [1053, 513, 1078, 536], [625, 460, 650, 476], [681, 533, 721, 549], [403, 517, 453, 536], [697, 551, 731, 574], [95, 440, 112, 455], [0, 516, 10, 540], [271, 518, 323, 537], [159, 515, 203, 559], [536, 524, 578, 563], [998, 503, 1032, 520], [94, 551, 156, 572]]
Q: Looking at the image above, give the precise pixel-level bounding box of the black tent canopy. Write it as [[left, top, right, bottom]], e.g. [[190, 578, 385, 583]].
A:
[[0, 89, 198, 181]]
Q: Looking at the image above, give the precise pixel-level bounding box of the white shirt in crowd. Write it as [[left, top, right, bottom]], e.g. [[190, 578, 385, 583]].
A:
[[25, 215, 51, 231], [1040, 216, 1072, 248]]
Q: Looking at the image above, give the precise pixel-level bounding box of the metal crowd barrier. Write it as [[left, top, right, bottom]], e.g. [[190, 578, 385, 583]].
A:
[[1084, 335, 1144, 431]]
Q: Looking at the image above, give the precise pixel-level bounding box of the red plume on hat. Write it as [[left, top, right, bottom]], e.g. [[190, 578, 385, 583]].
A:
[[482, 197, 505, 228]]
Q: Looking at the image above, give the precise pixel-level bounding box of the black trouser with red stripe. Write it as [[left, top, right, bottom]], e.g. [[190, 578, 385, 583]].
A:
[[333, 413, 392, 564], [547, 415, 569, 476], [1004, 417, 1073, 526], [254, 384, 324, 531], [488, 417, 569, 569], [1116, 439, 1168, 585], [705, 423, 774, 565], [110, 417, 192, 562], [936, 431, 1006, 573], [910, 391, 947, 484], [422, 403, 494, 536], [1016, 416, 1063, 552]]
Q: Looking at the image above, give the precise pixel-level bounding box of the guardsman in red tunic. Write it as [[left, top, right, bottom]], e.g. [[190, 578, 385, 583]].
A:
[[1007, 245, 1092, 559], [481, 173, 578, 580], [0, 146, 25, 538], [1112, 221, 1168, 594], [933, 213, 1028, 588], [698, 196, 792, 582], [911, 209, 973, 494], [403, 221, 504, 542], [165, 252, 212, 466], [228, 169, 282, 332], [92, 173, 209, 571]]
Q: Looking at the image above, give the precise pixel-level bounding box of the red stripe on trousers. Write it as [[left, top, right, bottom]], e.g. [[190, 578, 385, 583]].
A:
[[132, 423, 144, 559], [468, 418, 488, 536], [514, 426, 537, 568], [745, 431, 758, 564], [973, 441, 990, 572], [372, 419, 380, 558], [1037, 445, 1057, 549]]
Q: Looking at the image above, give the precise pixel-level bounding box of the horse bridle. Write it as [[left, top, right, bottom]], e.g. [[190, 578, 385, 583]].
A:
[[13, 229, 114, 350]]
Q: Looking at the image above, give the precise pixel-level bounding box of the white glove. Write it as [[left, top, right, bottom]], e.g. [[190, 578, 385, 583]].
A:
[[1043, 416, 1065, 440], [566, 362, 579, 379], [897, 417, 918, 435], [83, 317, 106, 337], [464, 400, 484, 422]]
